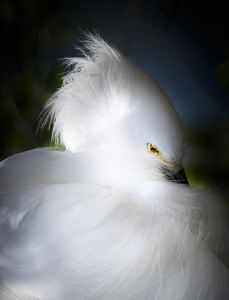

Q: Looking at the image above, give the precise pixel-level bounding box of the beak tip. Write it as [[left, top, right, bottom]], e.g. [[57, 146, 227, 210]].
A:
[[163, 167, 189, 185]]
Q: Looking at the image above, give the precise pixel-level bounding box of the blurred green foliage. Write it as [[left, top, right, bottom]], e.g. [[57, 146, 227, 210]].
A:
[[0, 0, 66, 158], [184, 120, 229, 188], [215, 60, 229, 93]]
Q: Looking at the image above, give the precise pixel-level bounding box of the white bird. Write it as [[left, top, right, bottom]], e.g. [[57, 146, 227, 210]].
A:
[[0, 33, 229, 300]]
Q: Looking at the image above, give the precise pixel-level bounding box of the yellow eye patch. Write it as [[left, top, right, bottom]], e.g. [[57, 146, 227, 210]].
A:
[[148, 144, 160, 155], [147, 143, 170, 164]]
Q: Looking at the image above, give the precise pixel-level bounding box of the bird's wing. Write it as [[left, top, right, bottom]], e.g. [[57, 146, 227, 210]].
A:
[[0, 150, 229, 300]]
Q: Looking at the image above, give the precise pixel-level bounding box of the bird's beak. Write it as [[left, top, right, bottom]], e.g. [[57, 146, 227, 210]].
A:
[[162, 165, 189, 185]]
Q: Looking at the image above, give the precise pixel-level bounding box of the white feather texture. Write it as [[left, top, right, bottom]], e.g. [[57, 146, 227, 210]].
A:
[[41, 33, 184, 163], [0, 33, 229, 299]]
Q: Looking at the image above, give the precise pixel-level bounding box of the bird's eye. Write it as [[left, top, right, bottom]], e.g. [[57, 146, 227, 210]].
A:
[[147, 143, 160, 155], [147, 143, 170, 165], [150, 146, 159, 153]]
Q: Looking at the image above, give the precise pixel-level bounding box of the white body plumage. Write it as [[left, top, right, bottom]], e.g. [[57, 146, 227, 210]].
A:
[[0, 34, 228, 299]]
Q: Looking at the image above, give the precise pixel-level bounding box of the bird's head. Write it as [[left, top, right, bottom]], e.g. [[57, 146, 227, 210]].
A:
[[40, 33, 187, 185]]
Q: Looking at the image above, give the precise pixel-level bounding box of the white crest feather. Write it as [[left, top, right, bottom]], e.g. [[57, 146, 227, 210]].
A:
[[40, 32, 184, 163]]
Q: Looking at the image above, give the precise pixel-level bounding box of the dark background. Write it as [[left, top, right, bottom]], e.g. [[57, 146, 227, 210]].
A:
[[0, 0, 229, 188]]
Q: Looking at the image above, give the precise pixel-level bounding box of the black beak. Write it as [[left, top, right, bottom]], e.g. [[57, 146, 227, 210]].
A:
[[163, 167, 189, 185]]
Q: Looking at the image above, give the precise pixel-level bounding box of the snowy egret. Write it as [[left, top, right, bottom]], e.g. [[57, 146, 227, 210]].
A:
[[0, 33, 229, 299]]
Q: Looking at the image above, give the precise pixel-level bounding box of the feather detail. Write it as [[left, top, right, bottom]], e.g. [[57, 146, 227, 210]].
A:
[[39, 33, 184, 163]]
